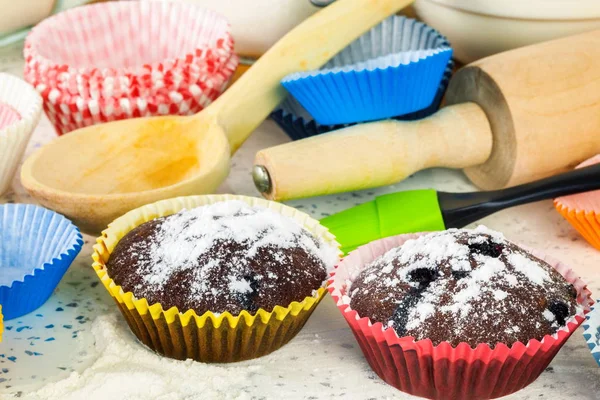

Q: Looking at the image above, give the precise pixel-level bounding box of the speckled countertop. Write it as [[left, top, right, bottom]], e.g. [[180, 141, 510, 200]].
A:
[[0, 42, 599, 400]]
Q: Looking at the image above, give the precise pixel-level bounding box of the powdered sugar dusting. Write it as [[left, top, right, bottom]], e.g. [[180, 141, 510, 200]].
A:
[[508, 252, 550, 286], [348, 227, 579, 347], [107, 200, 340, 315], [136, 201, 338, 294]]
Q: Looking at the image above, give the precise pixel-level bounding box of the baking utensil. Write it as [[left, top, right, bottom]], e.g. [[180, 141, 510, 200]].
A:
[[0, 204, 83, 320], [0, 73, 43, 195], [328, 232, 591, 399], [554, 155, 600, 250], [321, 163, 600, 254], [23, 1, 238, 135], [254, 29, 600, 201], [20, 0, 415, 234], [281, 16, 452, 125], [271, 56, 453, 141], [414, 0, 600, 64], [583, 304, 600, 367]]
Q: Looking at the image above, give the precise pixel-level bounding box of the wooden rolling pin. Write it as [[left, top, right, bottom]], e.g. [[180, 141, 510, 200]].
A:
[[254, 29, 600, 201]]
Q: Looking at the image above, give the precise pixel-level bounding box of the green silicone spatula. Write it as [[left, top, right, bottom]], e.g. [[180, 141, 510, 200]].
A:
[[322, 163, 600, 254]]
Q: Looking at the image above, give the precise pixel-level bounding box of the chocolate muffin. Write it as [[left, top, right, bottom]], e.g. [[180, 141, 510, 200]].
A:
[[106, 200, 339, 315], [349, 227, 580, 347]]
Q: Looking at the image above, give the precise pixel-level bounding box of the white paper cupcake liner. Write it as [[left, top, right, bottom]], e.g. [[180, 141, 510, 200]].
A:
[[281, 16, 452, 125], [0, 73, 43, 195]]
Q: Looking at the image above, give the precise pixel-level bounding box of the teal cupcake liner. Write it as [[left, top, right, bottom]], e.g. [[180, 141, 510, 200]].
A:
[[583, 303, 600, 366], [0, 204, 83, 320], [281, 16, 452, 125]]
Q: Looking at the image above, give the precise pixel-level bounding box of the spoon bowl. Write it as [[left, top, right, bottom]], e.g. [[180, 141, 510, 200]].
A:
[[21, 0, 414, 233], [21, 114, 230, 233]]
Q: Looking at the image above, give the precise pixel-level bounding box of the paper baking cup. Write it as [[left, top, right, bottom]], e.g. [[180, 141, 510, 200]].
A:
[[0, 204, 83, 320], [582, 303, 600, 367], [92, 194, 341, 363], [328, 233, 592, 400], [554, 155, 600, 250], [281, 16, 453, 125], [37, 55, 237, 135], [0, 305, 3, 342], [272, 57, 453, 141], [24, 2, 236, 96], [0, 102, 21, 129], [23, 1, 238, 135], [0, 73, 43, 195]]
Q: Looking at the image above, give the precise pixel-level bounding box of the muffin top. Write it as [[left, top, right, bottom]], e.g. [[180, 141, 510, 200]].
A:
[[348, 227, 580, 347], [106, 200, 339, 315]]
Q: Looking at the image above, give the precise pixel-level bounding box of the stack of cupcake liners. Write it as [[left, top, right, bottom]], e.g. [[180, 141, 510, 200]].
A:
[[328, 233, 592, 399], [582, 304, 600, 366], [23, 1, 238, 135], [279, 15, 453, 128], [0, 204, 83, 320], [0, 73, 43, 196], [271, 56, 452, 141], [92, 194, 341, 363]]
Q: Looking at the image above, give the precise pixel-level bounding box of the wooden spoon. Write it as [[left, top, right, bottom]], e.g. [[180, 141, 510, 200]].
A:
[[21, 0, 414, 233]]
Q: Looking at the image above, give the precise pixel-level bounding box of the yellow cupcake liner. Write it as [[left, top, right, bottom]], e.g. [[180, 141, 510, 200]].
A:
[[0, 305, 3, 342], [555, 201, 600, 250], [92, 194, 341, 362]]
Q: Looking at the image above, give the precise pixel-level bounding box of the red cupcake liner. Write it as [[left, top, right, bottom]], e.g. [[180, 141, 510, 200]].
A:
[[23, 2, 235, 97], [328, 233, 593, 400], [39, 68, 234, 136]]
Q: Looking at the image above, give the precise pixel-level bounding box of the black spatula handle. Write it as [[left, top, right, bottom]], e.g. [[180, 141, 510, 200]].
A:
[[438, 163, 600, 228]]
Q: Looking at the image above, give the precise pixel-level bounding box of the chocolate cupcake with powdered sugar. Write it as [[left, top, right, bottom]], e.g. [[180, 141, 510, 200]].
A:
[[93, 196, 340, 362], [328, 227, 591, 399], [107, 200, 339, 316], [348, 226, 580, 347]]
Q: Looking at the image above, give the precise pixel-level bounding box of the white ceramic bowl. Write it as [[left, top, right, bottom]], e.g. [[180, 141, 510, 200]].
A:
[[0, 0, 55, 36], [150, 0, 319, 58], [414, 0, 600, 63]]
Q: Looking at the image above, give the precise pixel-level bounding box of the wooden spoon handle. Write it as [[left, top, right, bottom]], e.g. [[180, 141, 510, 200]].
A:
[[254, 103, 493, 201], [206, 0, 415, 154]]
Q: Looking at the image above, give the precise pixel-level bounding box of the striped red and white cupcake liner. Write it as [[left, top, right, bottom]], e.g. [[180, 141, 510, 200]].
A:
[[23, 1, 238, 135]]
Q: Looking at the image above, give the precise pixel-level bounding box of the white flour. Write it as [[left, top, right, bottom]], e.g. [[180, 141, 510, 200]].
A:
[[23, 313, 258, 400]]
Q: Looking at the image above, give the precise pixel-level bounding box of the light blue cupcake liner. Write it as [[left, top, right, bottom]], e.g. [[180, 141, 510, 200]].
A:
[[281, 16, 453, 125], [272, 56, 453, 141], [0, 204, 83, 320], [583, 303, 600, 367]]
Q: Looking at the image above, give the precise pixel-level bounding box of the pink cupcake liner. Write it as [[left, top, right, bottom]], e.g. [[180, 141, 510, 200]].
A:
[[0, 102, 20, 129], [23, 1, 236, 98], [328, 233, 592, 400]]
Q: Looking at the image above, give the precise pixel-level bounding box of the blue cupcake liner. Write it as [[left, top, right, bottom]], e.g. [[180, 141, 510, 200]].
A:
[[583, 303, 600, 367], [0, 204, 83, 320], [281, 16, 453, 126], [272, 57, 453, 141]]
